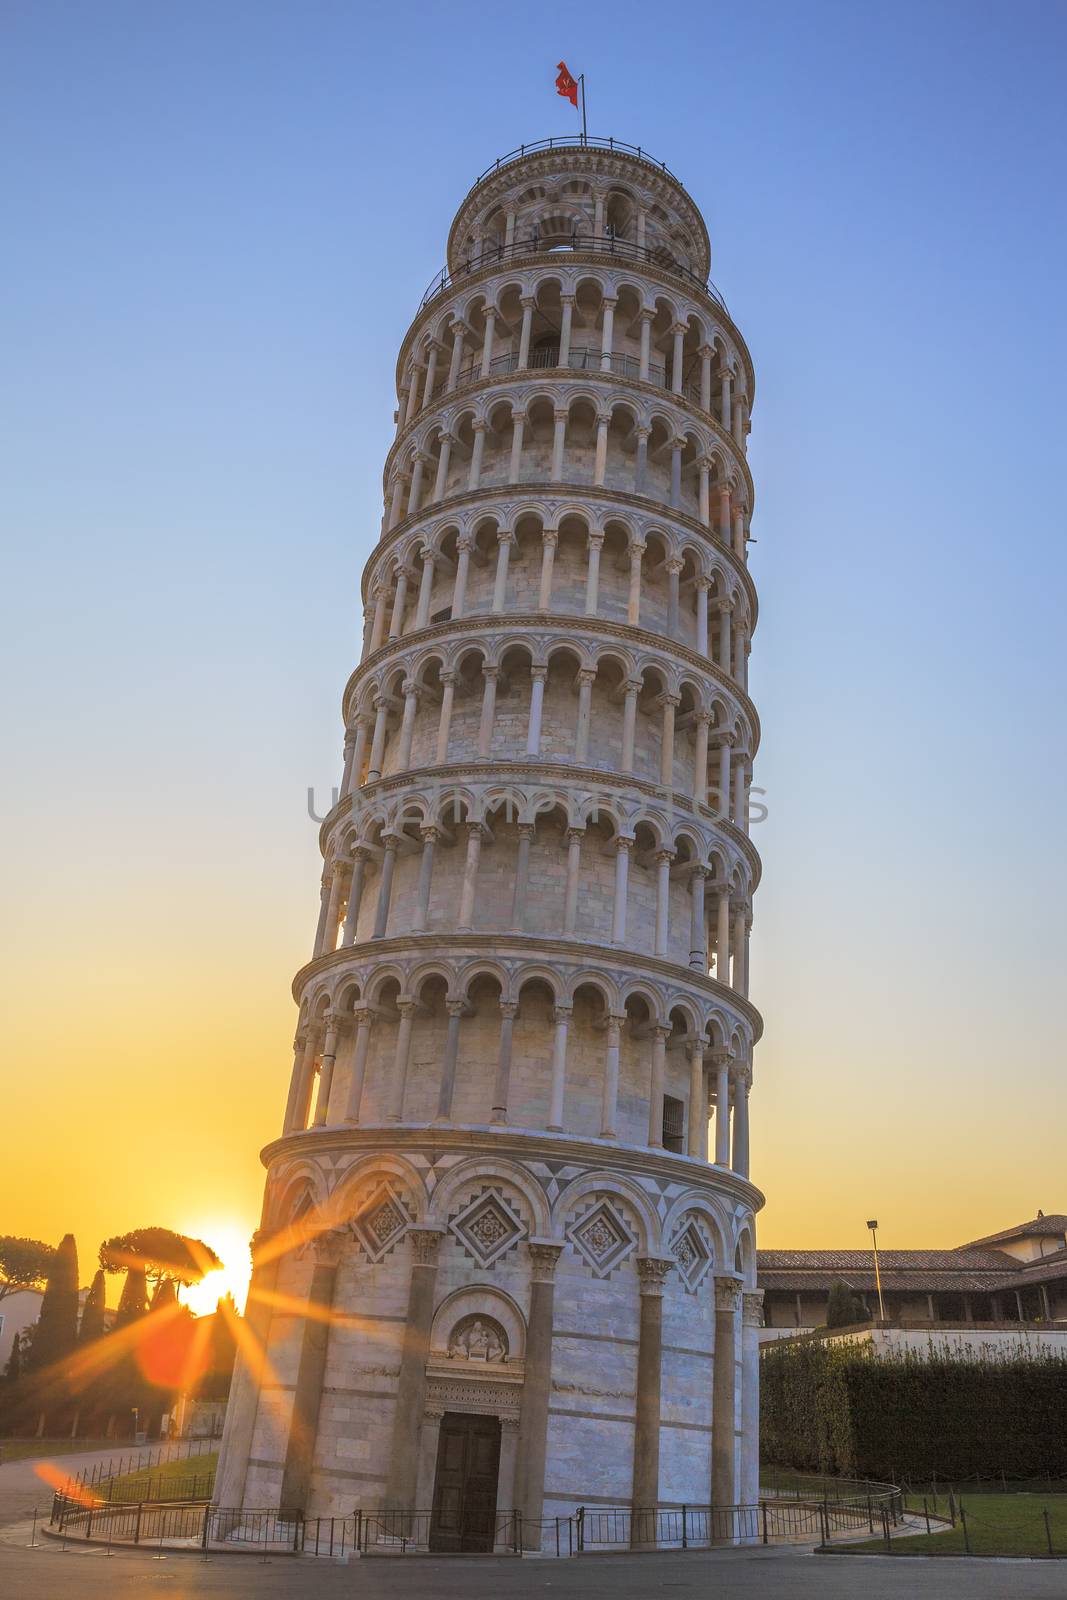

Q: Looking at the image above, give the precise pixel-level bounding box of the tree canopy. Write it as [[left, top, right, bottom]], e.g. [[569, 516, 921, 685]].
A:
[[0, 1236, 56, 1300], [99, 1228, 222, 1287]]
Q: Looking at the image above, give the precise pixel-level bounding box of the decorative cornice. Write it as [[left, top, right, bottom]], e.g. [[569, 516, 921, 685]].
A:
[[343, 613, 761, 751], [290, 928, 764, 1041], [318, 760, 763, 888], [362, 482, 757, 624], [261, 1122, 765, 1215], [384, 365, 752, 502]]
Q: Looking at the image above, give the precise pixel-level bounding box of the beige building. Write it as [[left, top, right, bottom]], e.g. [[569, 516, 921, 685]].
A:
[[215, 136, 764, 1551], [759, 1212, 1067, 1341]]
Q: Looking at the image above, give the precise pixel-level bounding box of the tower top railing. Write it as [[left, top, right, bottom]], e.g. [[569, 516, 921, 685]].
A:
[[420, 232, 729, 316], [470, 136, 685, 191]]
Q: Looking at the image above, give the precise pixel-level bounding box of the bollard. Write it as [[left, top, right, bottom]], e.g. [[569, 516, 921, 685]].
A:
[[923, 1496, 930, 1536], [867, 1493, 873, 1534], [1043, 1508, 1054, 1557], [27, 1507, 38, 1549], [960, 1506, 970, 1554]]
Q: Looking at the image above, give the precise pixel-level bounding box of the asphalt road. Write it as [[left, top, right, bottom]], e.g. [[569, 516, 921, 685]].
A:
[[1, 1537, 1065, 1598]]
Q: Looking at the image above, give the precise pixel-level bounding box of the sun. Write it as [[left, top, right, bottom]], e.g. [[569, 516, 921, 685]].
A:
[[176, 1218, 254, 1318]]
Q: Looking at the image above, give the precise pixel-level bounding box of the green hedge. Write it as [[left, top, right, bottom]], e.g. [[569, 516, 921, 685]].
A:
[[760, 1339, 1067, 1480]]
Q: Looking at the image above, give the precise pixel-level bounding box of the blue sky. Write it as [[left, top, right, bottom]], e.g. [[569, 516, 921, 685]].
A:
[[2, 0, 1065, 1254]]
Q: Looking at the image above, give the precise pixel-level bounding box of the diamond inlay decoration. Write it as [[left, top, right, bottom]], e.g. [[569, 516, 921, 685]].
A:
[[568, 1199, 636, 1279], [671, 1218, 712, 1291], [449, 1188, 525, 1268], [351, 1184, 412, 1262]]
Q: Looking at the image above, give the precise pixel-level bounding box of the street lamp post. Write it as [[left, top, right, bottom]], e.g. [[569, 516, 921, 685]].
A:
[[866, 1219, 886, 1321]]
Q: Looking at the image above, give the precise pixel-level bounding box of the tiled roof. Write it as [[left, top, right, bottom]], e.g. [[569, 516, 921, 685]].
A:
[[957, 1215, 1067, 1249], [757, 1245, 1067, 1295]]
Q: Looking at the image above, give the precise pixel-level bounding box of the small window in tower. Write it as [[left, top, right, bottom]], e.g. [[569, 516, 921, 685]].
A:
[[662, 1094, 684, 1153], [430, 605, 452, 624]]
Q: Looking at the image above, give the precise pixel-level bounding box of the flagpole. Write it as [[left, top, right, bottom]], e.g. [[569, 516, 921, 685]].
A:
[[578, 74, 587, 144]]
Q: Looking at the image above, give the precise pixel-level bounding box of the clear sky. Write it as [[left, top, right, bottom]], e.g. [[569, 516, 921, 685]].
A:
[[2, 1, 1065, 1309]]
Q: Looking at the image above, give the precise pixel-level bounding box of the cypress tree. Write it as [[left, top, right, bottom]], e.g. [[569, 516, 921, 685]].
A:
[[26, 1233, 79, 1372], [79, 1269, 107, 1343], [114, 1265, 148, 1327]]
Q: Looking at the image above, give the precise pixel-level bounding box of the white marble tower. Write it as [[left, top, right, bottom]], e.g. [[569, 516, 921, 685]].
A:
[[215, 136, 764, 1552]]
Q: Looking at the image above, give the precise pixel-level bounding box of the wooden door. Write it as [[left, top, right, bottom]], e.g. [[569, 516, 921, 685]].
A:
[[429, 1411, 501, 1553]]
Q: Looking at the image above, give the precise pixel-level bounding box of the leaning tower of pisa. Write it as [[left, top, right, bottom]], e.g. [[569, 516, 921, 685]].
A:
[[215, 136, 764, 1552]]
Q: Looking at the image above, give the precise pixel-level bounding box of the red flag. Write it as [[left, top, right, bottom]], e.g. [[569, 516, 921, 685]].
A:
[[556, 61, 579, 109]]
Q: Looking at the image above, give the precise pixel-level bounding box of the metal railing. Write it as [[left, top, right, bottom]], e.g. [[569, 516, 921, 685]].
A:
[[421, 233, 728, 314], [471, 136, 685, 190]]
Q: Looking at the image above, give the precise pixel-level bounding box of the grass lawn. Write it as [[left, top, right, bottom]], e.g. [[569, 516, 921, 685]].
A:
[[846, 1494, 1067, 1557], [0, 1438, 114, 1464], [102, 1450, 217, 1502]]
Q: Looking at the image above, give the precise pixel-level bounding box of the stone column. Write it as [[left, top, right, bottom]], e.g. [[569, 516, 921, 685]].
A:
[[517, 296, 534, 368], [731, 902, 746, 991], [563, 827, 584, 932], [412, 826, 438, 931], [467, 421, 486, 490], [344, 1007, 374, 1122], [551, 407, 568, 481], [666, 557, 682, 636], [599, 296, 616, 370], [508, 410, 525, 483], [414, 1405, 444, 1514], [511, 823, 534, 928], [585, 529, 604, 612], [311, 871, 333, 957], [670, 323, 685, 393], [515, 1242, 563, 1548], [491, 999, 518, 1122], [395, 680, 419, 771], [366, 694, 389, 781], [383, 1228, 444, 1513], [700, 345, 713, 412], [479, 307, 496, 377], [526, 667, 547, 755], [457, 822, 484, 926], [718, 485, 731, 544], [538, 529, 557, 609], [368, 584, 389, 653], [317, 861, 349, 957], [446, 320, 466, 390], [414, 547, 436, 626], [695, 578, 710, 655], [285, 1030, 319, 1134], [693, 712, 710, 805], [282, 1030, 309, 1133], [716, 735, 733, 820], [612, 835, 633, 944], [717, 600, 733, 673], [558, 296, 574, 366], [491, 531, 513, 611], [659, 694, 678, 787], [214, 1229, 280, 1509], [574, 668, 595, 762], [711, 1276, 742, 1522], [312, 1012, 342, 1127], [647, 1023, 670, 1146], [435, 1000, 466, 1120], [740, 1291, 764, 1510], [638, 309, 653, 380], [432, 435, 453, 500], [714, 1054, 732, 1167], [720, 370, 732, 433], [435, 671, 455, 763], [621, 678, 640, 771], [420, 345, 439, 409], [548, 1006, 571, 1129], [372, 834, 399, 938], [590, 412, 608, 485], [477, 665, 499, 757], [387, 473, 405, 530], [451, 537, 472, 616], [389, 999, 416, 1121], [278, 1235, 342, 1518], [389, 567, 412, 637], [600, 1013, 624, 1138], [654, 848, 673, 956], [687, 1039, 706, 1159], [406, 453, 427, 517], [634, 429, 649, 496], [632, 1258, 673, 1545], [340, 848, 368, 945], [343, 715, 371, 797], [732, 1066, 751, 1178], [627, 541, 644, 624], [670, 439, 683, 508], [689, 866, 707, 971]]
